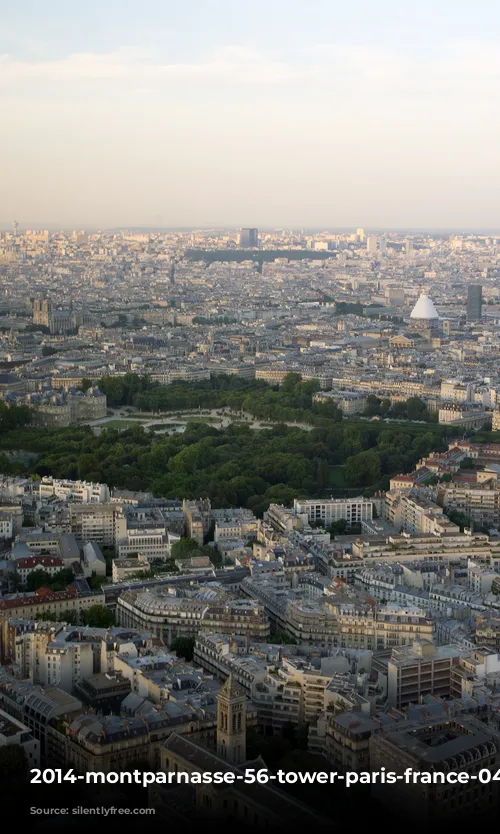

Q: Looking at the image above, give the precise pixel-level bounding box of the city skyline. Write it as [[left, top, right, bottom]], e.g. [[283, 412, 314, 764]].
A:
[[2, 0, 500, 228]]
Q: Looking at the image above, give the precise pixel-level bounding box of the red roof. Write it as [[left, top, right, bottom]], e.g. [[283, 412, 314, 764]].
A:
[[16, 556, 64, 570], [0, 586, 77, 611]]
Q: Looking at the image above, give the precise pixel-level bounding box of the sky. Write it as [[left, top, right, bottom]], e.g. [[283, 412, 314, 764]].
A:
[[1, 0, 500, 229]]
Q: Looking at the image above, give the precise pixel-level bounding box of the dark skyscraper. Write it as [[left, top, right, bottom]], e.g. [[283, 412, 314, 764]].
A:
[[239, 228, 258, 247], [467, 285, 482, 321]]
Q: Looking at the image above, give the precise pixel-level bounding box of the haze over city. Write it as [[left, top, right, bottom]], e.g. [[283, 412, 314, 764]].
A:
[[2, 0, 500, 229]]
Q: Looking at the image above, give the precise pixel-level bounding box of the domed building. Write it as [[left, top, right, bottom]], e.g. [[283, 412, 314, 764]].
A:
[[409, 293, 440, 333]]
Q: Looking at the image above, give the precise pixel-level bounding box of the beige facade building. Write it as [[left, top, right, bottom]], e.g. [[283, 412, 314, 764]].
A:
[[68, 502, 126, 546]]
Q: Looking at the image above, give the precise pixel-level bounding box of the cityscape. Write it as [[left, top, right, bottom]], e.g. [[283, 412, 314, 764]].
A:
[[3, 0, 500, 829], [1, 224, 500, 825]]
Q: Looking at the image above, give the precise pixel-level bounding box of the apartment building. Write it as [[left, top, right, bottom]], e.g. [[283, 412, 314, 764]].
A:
[[183, 498, 211, 545], [0, 672, 83, 758], [437, 480, 500, 527], [370, 715, 500, 821], [68, 503, 126, 546], [198, 599, 270, 641], [325, 695, 490, 773], [384, 488, 444, 534], [0, 708, 40, 767], [0, 586, 104, 622], [386, 641, 463, 707], [38, 477, 110, 503], [117, 587, 269, 644], [193, 634, 268, 694], [56, 706, 218, 774], [293, 497, 373, 526]]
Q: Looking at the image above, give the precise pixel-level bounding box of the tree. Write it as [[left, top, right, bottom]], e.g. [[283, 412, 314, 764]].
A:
[[170, 636, 195, 661], [26, 568, 74, 592], [344, 450, 381, 487], [363, 395, 382, 417], [83, 604, 115, 628], [329, 519, 348, 536], [170, 537, 201, 560], [39, 609, 79, 624]]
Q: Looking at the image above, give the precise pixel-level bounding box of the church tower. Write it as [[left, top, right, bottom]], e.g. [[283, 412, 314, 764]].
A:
[[216, 674, 246, 766]]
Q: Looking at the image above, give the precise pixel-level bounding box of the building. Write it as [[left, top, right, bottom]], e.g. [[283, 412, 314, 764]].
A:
[[239, 228, 259, 248], [438, 403, 488, 430], [74, 672, 131, 713], [467, 284, 483, 322], [11, 531, 81, 568], [386, 641, 463, 708], [183, 498, 211, 545], [293, 497, 373, 527], [68, 502, 126, 546], [216, 675, 246, 765], [33, 297, 53, 328], [30, 386, 107, 428], [370, 715, 500, 821], [112, 553, 151, 582], [14, 555, 65, 587], [0, 585, 104, 622], [0, 707, 40, 766], [38, 477, 110, 503], [313, 390, 367, 415], [409, 293, 440, 333], [0, 672, 83, 758], [82, 541, 107, 577], [117, 527, 175, 561], [117, 587, 269, 644], [151, 674, 329, 826]]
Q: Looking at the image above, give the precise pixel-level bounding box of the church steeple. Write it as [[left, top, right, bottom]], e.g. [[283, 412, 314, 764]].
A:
[[216, 674, 246, 765]]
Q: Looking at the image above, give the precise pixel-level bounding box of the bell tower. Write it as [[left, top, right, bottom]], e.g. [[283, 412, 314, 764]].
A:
[[216, 674, 246, 766]]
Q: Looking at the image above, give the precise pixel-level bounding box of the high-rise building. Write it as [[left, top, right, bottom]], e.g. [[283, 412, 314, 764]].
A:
[[366, 236, 378, 254], [356, 227, 365, 242], [239, 228, 258, 247], [467, 285, 482, 321]]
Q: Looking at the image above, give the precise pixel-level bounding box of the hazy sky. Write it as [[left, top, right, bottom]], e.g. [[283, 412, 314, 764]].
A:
[[1, 0, 500, 229]]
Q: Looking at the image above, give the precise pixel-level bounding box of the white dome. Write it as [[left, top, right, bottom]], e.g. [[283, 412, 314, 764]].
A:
[[410, 293, 439, 320]]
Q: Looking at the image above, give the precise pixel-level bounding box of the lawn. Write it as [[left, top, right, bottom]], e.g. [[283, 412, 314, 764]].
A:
[[100, 419, 145, 430]]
